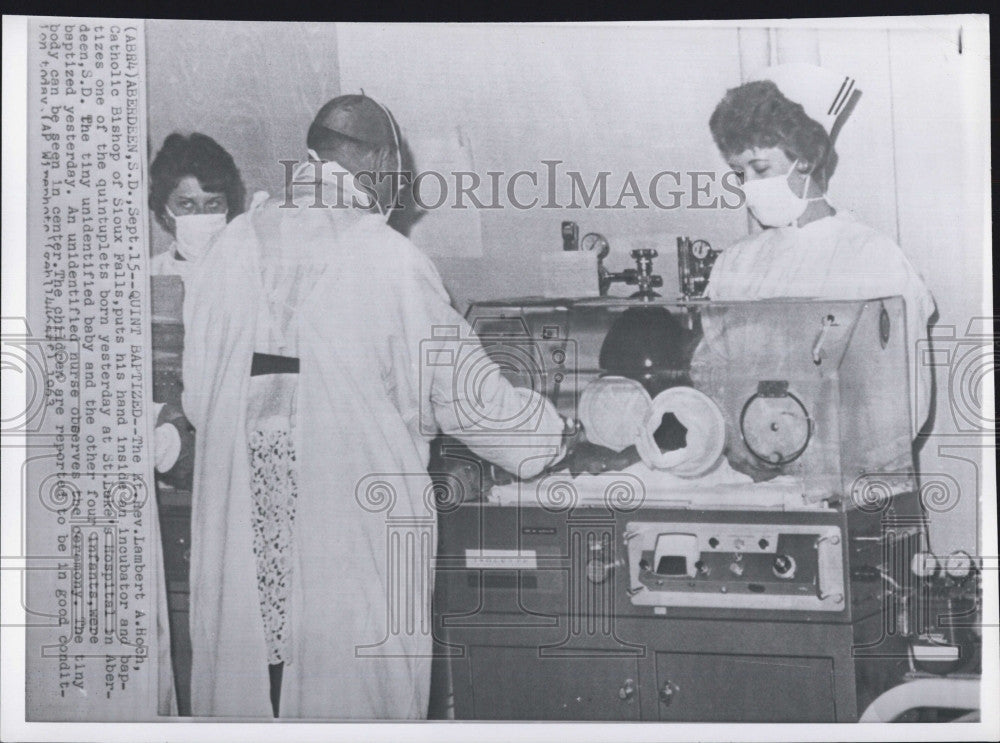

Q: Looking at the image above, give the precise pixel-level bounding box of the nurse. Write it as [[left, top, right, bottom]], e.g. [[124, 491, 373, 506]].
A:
[[705, 63, 936, 435], [148, 134, 248, 489], [148, 132, 246, 280]]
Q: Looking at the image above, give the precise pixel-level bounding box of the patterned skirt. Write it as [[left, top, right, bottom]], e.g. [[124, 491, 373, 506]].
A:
[[247, 428, 298, 665]]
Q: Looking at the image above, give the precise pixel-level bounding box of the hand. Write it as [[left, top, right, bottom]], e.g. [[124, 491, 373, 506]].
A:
[[556, 422, 641, 477], [561, 442, 641, 477]]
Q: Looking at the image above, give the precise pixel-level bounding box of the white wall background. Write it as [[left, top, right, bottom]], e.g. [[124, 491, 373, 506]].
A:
[[886, 24, 992, 558], [145, 18, 991, 555], [337, 23, 748, 302]]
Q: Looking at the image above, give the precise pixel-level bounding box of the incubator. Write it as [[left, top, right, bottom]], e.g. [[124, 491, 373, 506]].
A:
[[429, 267, 980, 721]]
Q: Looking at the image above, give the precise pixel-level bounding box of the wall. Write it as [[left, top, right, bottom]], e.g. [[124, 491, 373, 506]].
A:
[[336, 23, 748, 305], [887, 23, 992, 557], [738, 21, 991, 553]]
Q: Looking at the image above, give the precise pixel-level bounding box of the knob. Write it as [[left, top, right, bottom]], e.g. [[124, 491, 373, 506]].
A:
[[586, 556, 622, 584], [944, 550, 975, 581], [659, 680, 679, 706], [911, 551, 940, 579], [758, 538, 769, 550], [772, 554, 796, 579], [618, 678, 635, 702], [708, 537, 719, 548], [632, 248, 658, 259]]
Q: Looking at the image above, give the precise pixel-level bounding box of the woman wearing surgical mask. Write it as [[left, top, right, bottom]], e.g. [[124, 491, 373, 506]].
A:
[[147, 134, 246, 702], [149, 132, 246, 279], [704, 66, 936, 436]]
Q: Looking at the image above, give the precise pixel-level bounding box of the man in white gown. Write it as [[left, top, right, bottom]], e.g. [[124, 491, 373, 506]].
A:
[[181, 95, 571, 718]]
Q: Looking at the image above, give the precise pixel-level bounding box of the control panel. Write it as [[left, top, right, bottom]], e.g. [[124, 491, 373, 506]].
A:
[[624, 521, 845, 611]]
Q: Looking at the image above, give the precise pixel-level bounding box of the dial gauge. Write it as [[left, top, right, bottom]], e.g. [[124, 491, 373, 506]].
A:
[[911, 551, 940, 579], [580, 232, 610, 260], [740, 390, 811, 466], [944, 550, 974, 580], [690, 239, 712, 260]]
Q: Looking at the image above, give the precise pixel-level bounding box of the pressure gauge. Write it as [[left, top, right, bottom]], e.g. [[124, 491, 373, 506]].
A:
[[739, 382, 812, 466], [944, 550, 975, 581], [580, 232, 610, 261], [911, 551, 940, 579], [690, 239, 712, 260]]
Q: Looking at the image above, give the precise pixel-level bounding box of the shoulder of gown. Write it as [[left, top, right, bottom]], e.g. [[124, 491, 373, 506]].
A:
[[825, 216, 936, 310], [350, 216, 453, 305]]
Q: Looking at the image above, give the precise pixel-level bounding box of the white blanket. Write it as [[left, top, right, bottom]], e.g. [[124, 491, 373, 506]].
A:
[[490, 460, 816, 511]]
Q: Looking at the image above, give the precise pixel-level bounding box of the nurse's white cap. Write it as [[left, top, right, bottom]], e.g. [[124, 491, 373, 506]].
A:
[[747, 62, 860, 139]]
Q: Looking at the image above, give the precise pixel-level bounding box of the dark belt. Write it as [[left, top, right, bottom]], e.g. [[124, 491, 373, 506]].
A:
[[250, 352, 299, 377]]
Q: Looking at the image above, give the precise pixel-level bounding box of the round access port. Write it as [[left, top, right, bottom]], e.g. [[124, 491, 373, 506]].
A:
[[635, 387, 725, 476]]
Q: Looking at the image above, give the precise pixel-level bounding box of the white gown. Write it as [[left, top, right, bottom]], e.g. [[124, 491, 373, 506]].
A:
[[181, 196, 565, 718], [706, 214, 936, 435]]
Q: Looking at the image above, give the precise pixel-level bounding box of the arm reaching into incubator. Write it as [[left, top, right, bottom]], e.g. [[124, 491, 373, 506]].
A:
[[421, 334, 641, 483], [402, 263, 631, 480]]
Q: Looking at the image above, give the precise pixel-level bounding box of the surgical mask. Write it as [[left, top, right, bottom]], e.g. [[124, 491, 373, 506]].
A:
[[742, 160, 823, 228], [166, 206, 228, 262], [299, 150, 378, 211]]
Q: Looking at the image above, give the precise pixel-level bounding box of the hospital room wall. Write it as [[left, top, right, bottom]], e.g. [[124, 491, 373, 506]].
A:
[[335, 24, 751, 301], [819, 25, 989, 557], [886, 26, 991, 559]]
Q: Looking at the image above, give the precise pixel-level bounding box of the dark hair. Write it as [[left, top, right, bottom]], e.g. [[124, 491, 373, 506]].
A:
[[149, 133, 246, 233], [307, 124, 382, 174], [709, 80, 837, 190]]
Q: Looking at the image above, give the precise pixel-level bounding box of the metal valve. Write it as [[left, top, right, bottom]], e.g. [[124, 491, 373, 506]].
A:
[[600, 248, 664, 299], [677, 237, 719, 299]]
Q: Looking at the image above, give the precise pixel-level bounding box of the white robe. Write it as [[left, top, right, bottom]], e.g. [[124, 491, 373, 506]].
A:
[[706, 214, 936, 435], [182, 198, 564, 718]]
